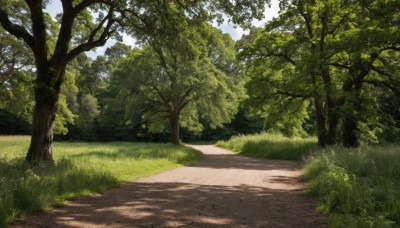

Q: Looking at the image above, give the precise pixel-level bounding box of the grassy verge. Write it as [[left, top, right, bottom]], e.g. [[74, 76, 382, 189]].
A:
[[217, 133, 400, 227], [0, 136, 202, 226], [216, 133, 317, 160], [304, 145, 400, 227]]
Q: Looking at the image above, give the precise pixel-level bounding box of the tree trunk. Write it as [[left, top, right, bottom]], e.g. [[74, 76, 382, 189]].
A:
[[342, 64, 367, 148], [342, 85, 362, 148], [314, 96, 327, 147], [26, 67, 62, 163], [343, 116, 359, 147], [170, 114, 180, 145], [326, 107, 340, 145], [26, 99, 57, 162]]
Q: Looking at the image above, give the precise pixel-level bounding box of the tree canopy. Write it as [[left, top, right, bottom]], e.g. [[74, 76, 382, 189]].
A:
[[110, 24, 241, 144], [0, 0, 271, 162], [239, 0, 400, 147], [0, 0, 399, 162]]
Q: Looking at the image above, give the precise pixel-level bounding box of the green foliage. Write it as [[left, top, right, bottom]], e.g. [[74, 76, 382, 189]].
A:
[[216, 133, 317, 160], [0, 136, 202, 226], [0, 110, 30, 135], [0, 28, 35, 123], [239, 0, 400, 146], [304, 145, 400, 227], [76, 94, 100, 131], [110, 24, 241, 142]]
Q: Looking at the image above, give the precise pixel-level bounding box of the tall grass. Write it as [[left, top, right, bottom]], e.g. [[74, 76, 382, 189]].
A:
[[0, 136, 202, 226], [304, 145, 400, 227], [216, 133, 317, 160], [217, 133, 400, 227]]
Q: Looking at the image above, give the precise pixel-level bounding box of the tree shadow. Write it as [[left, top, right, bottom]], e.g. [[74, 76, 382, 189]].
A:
[[191, 153, 302, 171], [240, 140, 316, 160], [13, 182, 327, 227]]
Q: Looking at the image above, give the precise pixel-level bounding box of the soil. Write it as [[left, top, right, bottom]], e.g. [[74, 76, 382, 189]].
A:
[[12, 145, 328, 227]]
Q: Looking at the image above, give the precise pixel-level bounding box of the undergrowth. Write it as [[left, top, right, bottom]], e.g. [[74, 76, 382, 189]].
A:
[[217, 133, 400, 227], [304, 145, 400, 227]]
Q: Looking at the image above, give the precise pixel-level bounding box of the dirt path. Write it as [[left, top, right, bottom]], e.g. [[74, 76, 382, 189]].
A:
[[13, 145, 327, 227]]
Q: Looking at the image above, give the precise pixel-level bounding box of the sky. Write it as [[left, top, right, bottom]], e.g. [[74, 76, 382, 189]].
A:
[[45, 1, 280, 58]]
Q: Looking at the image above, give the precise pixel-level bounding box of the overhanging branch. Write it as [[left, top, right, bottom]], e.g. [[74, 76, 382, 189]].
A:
[[0, 8, 35, 50], [65, 8, 116, 63]]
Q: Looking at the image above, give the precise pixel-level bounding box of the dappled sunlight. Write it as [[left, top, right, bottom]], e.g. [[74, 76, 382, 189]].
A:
[[14, 182, 326, 228], [13, 145, 327, 227]]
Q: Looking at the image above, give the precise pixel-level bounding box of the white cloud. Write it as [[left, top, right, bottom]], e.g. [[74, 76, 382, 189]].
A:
[[122, 33, 136, 47], [217, 0, 280, 40]]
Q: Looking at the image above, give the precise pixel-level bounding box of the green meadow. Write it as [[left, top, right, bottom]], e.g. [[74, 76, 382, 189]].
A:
[[0, 136, 202, 226], [217, 133, 400, 227]]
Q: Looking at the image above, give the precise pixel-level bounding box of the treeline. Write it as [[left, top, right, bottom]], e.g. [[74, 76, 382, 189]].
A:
[[1, 0, 399, 149], [1, 37, 263, 142]]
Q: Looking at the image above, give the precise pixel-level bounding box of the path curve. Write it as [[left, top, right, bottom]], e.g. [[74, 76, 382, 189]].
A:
[[13, 145, 327, 227]]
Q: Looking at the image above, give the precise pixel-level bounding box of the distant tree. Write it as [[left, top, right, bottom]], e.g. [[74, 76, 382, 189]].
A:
[[105, 42, 131, 67], [111, 25, 241, 144]]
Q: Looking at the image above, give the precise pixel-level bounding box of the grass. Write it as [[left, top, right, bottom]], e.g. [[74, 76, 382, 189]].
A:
[[0, 136, 202, 226], [217, 133, 400, 227], [216, 132, 317, 160], [304, 144, 400, 227]]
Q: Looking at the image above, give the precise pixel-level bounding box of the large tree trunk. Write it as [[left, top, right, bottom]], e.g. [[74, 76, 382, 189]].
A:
[[341, 65, 367, 148], [170, 114, 180, 145], [26, 98, 57, 162], [26, 67, 62, 163]]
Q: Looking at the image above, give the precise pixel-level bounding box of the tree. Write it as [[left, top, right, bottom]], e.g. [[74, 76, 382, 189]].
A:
[[0, 0, 272, 162], [240, 0, 400, 147], [111, 25, 241, 144], [0, 0, 128, 162]]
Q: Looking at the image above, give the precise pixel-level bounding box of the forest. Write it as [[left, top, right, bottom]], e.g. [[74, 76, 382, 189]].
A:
[[0, 0, 399, 227]]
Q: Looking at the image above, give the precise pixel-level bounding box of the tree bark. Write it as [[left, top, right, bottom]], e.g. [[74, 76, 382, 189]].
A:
[[24, 56, 68, 162], [26, 66, 63, 163], [326, 106, 340, 145], [343, 115, 359, 147], [341, 62, 368, 148], [170, 114, 180, 145], [342, 82, 363, 148], [314, 96, 327, 147], [26, 97, 57, 162]]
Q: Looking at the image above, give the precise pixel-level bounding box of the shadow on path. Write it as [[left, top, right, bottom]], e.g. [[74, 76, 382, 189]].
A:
[[13, 145, 327, 227]]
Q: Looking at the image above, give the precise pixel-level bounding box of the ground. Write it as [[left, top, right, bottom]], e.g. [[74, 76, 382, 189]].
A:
[[13, 145, 327, 227]]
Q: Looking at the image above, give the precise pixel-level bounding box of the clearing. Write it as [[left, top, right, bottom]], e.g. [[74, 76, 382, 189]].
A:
[[13, 145, 327, 227]]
